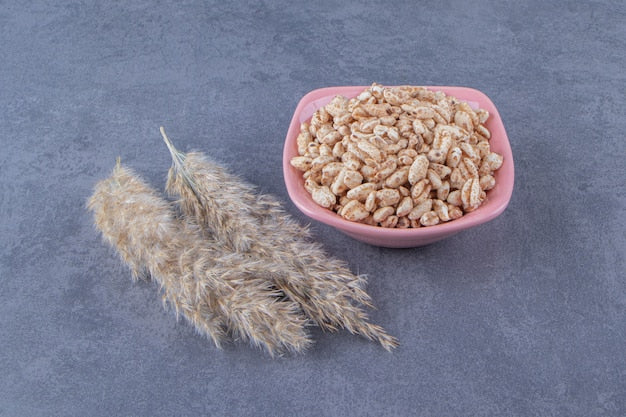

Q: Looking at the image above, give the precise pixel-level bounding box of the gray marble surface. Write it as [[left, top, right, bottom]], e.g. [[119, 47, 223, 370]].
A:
[[1, 1, 624, 416]]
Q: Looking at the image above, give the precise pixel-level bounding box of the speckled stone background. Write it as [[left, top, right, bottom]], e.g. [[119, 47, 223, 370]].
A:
[[1, 1, 624, 416]]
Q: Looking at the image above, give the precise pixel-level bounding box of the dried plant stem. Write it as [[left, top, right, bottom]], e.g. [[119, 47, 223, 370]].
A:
[[87, 159, 311, 356], [161, 128, 398, 351], [161, 127, 258, 253]]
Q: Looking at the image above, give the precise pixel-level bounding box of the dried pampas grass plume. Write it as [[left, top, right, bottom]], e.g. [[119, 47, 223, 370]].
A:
[[87, 159, 311, 356], [160, 128, 398, 351]]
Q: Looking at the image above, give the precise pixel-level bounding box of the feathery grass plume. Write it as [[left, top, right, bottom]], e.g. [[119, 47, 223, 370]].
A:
[[87, 159, 311, 356], [160, 128, 398, 351]]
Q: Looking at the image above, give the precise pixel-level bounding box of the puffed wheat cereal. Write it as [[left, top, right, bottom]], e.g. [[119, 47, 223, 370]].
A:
[[290, 83, 504, 228]]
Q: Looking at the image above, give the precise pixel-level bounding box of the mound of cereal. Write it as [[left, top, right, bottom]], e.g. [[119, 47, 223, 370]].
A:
[[290, 83, 503, 228]]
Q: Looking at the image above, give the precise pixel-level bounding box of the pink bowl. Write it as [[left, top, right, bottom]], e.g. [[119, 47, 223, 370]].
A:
[[282, 86, 514, 248]]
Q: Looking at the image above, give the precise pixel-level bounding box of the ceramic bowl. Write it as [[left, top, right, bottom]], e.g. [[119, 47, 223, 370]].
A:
[[283, 86, 514, 248]]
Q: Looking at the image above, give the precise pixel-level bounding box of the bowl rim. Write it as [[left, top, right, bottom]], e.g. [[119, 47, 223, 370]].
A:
[[283, 85, 514, 239]]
